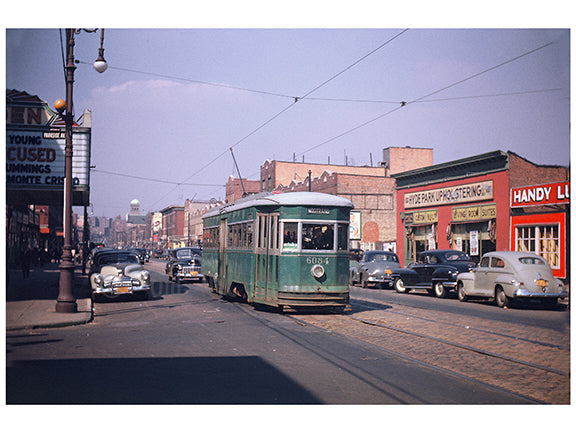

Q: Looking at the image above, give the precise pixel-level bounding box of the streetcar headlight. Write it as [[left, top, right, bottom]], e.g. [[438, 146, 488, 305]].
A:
[[311, 264, 325, 279]]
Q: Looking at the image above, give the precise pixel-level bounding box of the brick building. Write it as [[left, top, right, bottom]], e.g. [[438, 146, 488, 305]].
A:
[[393, 151, 569, 279], [225, 175, 261, 203], [160, 205, 185, 248], [382, 146, 433, 175]]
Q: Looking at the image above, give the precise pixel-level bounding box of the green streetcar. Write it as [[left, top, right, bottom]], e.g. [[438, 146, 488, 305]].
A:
[[202, 191, 354, 312]]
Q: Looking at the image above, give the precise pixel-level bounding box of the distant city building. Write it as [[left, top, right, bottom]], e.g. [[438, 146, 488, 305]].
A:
[[130, 198, 140, 216]]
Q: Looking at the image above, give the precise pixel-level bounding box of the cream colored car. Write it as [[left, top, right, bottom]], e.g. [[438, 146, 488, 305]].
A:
[[457, 251, 566, 308], [90, 250, 151, 299]]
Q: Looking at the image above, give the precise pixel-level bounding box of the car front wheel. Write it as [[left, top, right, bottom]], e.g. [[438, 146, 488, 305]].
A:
[[434, 281, 448, 298], [495, 287, 510, 308], [457, 282, 468, 302], [394, 277, 408, 294]]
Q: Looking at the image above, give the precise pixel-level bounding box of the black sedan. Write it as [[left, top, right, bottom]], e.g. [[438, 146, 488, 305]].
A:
[[165, 247, 203, 284], [392, 250, 477, 297]]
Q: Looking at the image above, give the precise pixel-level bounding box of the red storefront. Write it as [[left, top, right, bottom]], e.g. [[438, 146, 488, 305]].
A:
[[510, 181, 570, 279], [393, 151, 569, 277]]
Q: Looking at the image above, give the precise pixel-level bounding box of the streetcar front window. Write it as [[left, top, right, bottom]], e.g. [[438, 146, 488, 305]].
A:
[[302, 223, 334, 251], [283, 222, 298, 251]]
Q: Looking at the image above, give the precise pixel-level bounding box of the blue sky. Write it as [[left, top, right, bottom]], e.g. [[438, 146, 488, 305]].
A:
[[5, 24, 571, 218]]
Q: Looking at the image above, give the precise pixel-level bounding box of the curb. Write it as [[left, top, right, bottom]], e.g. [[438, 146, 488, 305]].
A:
[[6, 297, 93, 332]]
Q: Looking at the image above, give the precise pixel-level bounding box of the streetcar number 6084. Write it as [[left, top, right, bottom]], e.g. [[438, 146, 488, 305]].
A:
[[306, 257, 329, 265]]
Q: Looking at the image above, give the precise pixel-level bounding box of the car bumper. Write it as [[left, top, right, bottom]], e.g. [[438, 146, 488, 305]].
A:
[[366, 275, 394, 284], [93, 284, 151, 295], [513, 288, 568, 299], [174, 271, 204, 280]]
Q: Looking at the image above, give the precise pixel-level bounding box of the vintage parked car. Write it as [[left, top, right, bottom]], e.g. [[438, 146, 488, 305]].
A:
[[457, 251, 567, 308], [165, 247, 203, 284], [90, 249, 151, 299], [350, 250, 401, 288], [392, 250, 477, 297]]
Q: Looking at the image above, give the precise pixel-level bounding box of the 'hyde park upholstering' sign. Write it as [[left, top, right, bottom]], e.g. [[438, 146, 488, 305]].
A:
[[404, 181, 493, 209]]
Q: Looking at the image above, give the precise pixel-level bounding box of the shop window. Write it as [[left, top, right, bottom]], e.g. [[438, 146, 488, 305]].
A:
[[516, 224, 560, 269], [450, 222, 495, 261]]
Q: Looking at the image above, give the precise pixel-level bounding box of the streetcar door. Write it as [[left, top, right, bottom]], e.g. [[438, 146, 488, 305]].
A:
[[254, 212, 279, 302], [255, 213, 269, 301], [266, 213, 279, 300], [217, 218, 227, 294]]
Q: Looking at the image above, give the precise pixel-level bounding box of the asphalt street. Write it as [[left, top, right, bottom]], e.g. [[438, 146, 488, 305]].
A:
[[6, 263, 540, 405]]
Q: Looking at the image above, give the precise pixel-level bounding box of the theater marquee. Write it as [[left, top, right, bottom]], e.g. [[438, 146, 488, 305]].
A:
[[404, 181, 493, 209], [6, 127, 91, 206]]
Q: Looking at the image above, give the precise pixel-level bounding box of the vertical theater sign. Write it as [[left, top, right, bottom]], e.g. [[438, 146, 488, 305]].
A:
[[510, 181, 570, 278]]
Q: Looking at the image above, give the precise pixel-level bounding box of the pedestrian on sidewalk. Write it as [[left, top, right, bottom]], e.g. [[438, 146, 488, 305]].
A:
[[53, 248, 61, 263], [20, 248, 31, 279]]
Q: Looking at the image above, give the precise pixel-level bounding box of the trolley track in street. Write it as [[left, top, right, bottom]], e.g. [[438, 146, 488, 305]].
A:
[[352, 298, 568, 351], [282, 297, 570, 404]]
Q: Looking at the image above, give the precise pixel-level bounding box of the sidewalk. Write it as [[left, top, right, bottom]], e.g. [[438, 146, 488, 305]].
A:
[[5, 261, 93, 331]]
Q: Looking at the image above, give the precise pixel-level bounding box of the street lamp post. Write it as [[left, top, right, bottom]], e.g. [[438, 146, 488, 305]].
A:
[[55, 28, 106, 313]]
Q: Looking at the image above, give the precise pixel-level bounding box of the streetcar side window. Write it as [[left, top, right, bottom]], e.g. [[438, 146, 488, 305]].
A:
[[245, 222, 254, 249], [283, 222, 298, 251], [203, 227, 219, 248], [302, 223, 334, 251]]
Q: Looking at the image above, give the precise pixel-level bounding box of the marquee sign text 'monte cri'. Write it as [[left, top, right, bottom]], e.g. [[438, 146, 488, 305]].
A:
[[6, 129, 90, 190], [404, 181, 493, 209]]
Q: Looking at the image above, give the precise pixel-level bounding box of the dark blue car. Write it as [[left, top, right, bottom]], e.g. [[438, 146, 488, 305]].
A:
[[392, 250, 477, 297]]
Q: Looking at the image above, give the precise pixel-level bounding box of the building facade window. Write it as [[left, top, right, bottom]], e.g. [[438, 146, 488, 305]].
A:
[[516, 224, 560, 269]]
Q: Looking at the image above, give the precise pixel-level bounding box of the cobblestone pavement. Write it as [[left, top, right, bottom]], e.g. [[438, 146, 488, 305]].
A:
[[292, 301, 570, 404]]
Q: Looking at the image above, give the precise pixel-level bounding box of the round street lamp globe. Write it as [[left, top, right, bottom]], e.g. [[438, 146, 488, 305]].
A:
[[93, 60, 108, 73], [54, 99, 66, 113]]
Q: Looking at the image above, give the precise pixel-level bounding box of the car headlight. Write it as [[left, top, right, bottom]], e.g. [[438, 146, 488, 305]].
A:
[[94, 274, 103, 286], [311, 264, 325, 279], [141, 270, 150, 283]]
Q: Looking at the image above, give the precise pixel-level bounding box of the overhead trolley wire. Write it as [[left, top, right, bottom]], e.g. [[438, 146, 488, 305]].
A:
[[305, 88, 561, 104], [76, 61, 297, 100], [294, 41, 557, 159], [149, 29, 410, 208], [91, 169, 225, 186]]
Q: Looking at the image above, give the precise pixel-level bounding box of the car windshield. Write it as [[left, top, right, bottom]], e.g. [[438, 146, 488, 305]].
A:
[[176, 248, 201, 259], [443, 251, 471, 261], [365, 252, 398, 262], [97, 253, 139, 266], [518, 256, 546, 265]]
